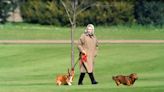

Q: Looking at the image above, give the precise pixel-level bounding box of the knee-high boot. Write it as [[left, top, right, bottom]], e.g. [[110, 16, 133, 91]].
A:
[[88, 73, 98, 84], [78, 73, 85, 85]]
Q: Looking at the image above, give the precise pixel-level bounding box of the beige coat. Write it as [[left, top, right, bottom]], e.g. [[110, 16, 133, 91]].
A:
[[77, 33, 98, 73]]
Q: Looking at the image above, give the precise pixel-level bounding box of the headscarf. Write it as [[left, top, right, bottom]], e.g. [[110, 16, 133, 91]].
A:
[[84, 24, 95, 36]]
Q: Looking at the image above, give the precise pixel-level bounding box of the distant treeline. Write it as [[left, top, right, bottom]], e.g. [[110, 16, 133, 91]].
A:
[[1, 0, 164, 26]]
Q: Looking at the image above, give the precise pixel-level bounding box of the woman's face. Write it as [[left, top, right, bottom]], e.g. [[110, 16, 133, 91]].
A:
[[87, 26, 93, 34]]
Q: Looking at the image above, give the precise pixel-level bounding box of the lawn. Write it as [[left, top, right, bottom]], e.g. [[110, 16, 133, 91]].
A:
[[0, 23, 164, 40], [0, 44, 164, 92]]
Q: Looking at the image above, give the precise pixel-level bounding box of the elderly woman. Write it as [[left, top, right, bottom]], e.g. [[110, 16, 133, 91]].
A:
[[77, 24, 98, 85]]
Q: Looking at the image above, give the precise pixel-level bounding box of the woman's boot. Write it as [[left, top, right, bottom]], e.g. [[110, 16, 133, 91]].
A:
[[78, 73, 85, 85], [88, 73, 98, 84]]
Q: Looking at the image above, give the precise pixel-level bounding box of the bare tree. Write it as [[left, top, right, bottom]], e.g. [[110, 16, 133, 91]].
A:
[[60, 0, 98, 69]]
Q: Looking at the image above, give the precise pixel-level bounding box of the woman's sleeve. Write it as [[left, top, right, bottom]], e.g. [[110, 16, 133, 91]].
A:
[[96, 39, 98, 47], [77, 35, 85, 52], [95, 37, 98, 57]]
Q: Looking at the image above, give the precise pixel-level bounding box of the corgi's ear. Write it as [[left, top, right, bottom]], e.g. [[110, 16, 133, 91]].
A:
[[129, 74, 134, 78], [71, 68, 74, 71]]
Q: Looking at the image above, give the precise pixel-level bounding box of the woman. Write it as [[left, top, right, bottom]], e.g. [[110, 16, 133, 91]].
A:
[[77, 24, 98, 85]]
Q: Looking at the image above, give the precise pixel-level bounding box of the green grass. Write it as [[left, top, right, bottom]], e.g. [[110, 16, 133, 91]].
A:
[[0, 44, 164, 92], [0, 23, 164, 40]]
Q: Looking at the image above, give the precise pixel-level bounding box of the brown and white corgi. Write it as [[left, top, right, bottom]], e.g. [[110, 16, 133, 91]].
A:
[[56, 68, 75, 86]]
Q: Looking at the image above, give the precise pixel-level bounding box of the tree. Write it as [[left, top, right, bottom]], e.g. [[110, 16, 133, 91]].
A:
[[60, 0, 99, 69], [135, 0, 164, 26], [0, 0, 18, 23]]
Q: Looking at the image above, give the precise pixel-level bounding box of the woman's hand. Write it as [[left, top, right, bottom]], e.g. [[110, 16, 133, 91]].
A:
[[82, 50, 86, 55]]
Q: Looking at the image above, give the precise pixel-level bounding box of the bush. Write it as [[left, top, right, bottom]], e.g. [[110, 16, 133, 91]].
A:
[[135, 0, 164, 26], [77, 1, 135, 26], [20, 0, 135, 26], [107, 1, 135, 25], [20, 0, 68, 25], [20, 0, 164, 26], [0, 0, 17, 23]]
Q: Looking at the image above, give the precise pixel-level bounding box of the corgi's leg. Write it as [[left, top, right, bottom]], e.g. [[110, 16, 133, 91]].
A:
[[125, 78, 131, 86], [70, 77, 73, 82], [127, 81, 131, 86], [68, 82, 72, 86], [57, 81, 62, 86], [116, 81, 120, 86]]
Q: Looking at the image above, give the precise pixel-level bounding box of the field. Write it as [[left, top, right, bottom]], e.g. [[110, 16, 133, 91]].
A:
[[0, 23, 164, 40], [0, 44, 164, 92], [0, 23, 164, 92]]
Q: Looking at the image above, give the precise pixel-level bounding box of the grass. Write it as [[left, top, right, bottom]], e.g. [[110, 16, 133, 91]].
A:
[[0, 43, 164, 92], [0, 23, 164, 40]]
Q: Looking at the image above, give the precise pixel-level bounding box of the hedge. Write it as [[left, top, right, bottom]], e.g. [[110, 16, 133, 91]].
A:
[[18, 0, 164, 26]]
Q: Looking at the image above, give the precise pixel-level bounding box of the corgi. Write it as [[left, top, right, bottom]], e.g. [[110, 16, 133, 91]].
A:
[[56, 68, 75, 86]]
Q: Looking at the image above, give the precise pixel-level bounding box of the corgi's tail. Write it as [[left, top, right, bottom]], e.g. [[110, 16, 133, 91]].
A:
[[112, 76, 116, 80]]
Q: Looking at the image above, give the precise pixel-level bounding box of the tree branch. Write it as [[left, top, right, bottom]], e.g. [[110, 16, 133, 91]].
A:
[[76, 2, 97, 16], [76, 0, 85, 10], [61, 0, 73, 25]]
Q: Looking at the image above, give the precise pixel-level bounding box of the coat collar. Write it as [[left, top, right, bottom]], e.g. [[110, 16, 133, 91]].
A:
[[84, 32, 95, 38]]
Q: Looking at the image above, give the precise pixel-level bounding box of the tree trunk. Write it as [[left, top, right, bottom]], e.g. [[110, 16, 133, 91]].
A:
[[71, 23, 75, 68], [71, 0, 77, 69], [62, 0, 96, 68]]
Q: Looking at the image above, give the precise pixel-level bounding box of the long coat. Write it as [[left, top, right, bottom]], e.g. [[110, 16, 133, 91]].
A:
[[77, 33, 98, 73]]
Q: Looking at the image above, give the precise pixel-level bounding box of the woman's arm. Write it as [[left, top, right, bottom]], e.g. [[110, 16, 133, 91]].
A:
[[77, 34, 86, 54]]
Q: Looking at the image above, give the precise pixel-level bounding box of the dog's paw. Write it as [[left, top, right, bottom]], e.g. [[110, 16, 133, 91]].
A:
[[68, 82, 72, 86]]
